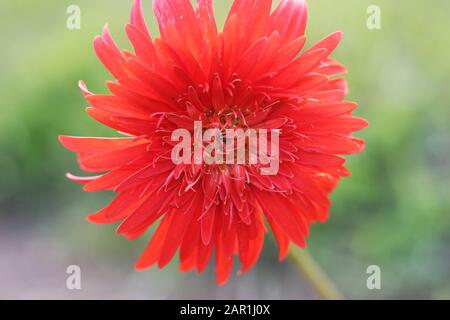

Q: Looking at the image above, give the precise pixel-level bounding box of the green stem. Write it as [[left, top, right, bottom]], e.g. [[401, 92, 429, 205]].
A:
[[290, 248, 344, 300]]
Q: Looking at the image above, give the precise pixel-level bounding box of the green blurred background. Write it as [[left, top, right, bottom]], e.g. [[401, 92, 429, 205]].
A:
[[0, 0, 449, 299]]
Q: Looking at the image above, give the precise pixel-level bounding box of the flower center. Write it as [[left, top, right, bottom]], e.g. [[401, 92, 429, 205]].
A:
[[203, 107, 249, 132]]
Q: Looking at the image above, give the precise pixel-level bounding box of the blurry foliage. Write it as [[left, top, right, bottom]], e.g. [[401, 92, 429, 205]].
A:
[[0, 0, 449, 299]]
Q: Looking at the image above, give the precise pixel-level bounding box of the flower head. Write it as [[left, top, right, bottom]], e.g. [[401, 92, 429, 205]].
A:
[[60, 0, 367, 285]]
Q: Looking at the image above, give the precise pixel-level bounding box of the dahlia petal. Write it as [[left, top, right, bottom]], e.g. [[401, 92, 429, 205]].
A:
[[247, 31, 281, 79], [125, 161, 175, 181], [197, 239, 214, 273], [101, 24, 121, 51], [123, 227, 150, 240], [86, 107, 147, 136], [106, 82, 175, 113], [127, 59, 180, 100], [249, 170, 275, 190], [297, 152, 346, 167], [83, 168, 135, 192], [179, 246, 197, 272], [110, 116, 159, 136], [200, 205, 216, 246], [179, 218, 200, 263], [196, 0, 217, 45], [306, 90, 346, 103], [87, 189, 142, 224], [293, 193, 328, 223], [270, 35, 307, 71], [222, 14, 240, 77], [93, 28, 127, 80], [135, 214, 172, 270], [78, 80, 92, 97], [59, 135, 140, 154], [153, 0, 202, 57], [316, 57, 347, 76], [292, 74, 329, 94], [126, 24, 158, 69], [158, 203, 197, 268], [295, 134, 365, 155], [211, 74, 225, 110], [154, 194, 201, 268], [237, 203, 252, 225], [80, 143, 150, 171], [307, 31, 343, 55], [86, 94, 152, 119], [155, 38, 207, 84], [270, 48, 329, 88], [253, 117, 288, 129], [116, 185, 177, 235], [130, 0, 150, 37], [65, 173, 101, 185], [245, 0, 272, 44], [237, 215, 265, 274], [215, 225, 235, 285], [289, 166, 334, 206], [320, 78, 349, 95], [234, 37, 269, 80], [266, 215, 290, 261], [323, 166, 351, 177], [300, 116, 369, 134], [254, 189, 307, 248], [270, 175, 293, 193], [271, 0, 308, 42], [295, 102, 358, 122], [216, 254, 233, 286], [166, 113, 196, 129], [227, 0, 272, 45]]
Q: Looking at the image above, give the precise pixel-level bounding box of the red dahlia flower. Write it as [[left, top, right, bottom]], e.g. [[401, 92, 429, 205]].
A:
[[60, 0, 367, 285]]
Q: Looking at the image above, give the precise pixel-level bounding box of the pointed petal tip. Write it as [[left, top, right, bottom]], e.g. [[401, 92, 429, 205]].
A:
[[92, 35, 103, 47], [134, 262, 151, 271], [278, 253, 288, 262], [58, 135, 67, 145], [134, 250, 157, 271], [331, 31, 344, 44], [66, 173, 101, 186], [82, 183, 95, 192], [65, 172, 75, 179], [58, 135, 79, 151], [357, 118, 370, 130], [78, 80, 92, 97], [101, 24, 112, 38], [216, 278, 229, 287], [59, 135, 80, 151], [86, 213, 105, 224], [278, 246, 291, 261]]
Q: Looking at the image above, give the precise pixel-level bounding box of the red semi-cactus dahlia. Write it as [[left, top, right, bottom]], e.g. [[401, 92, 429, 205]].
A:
[[60, 0, 367, 284]]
